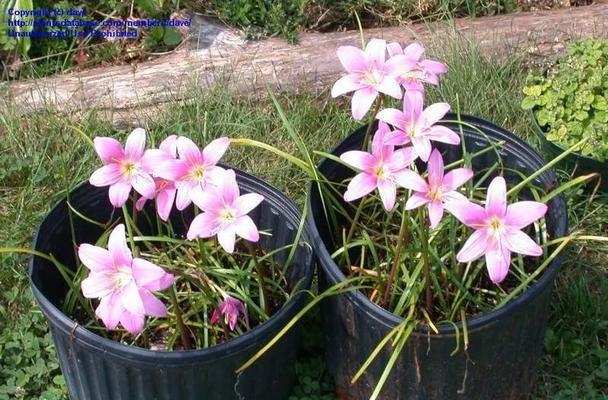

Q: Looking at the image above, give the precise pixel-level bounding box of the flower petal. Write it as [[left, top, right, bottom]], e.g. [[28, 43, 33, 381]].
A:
[[377, 179, 397, 211], [156, 187, 176, 222], [422, 103, 450, 127], [428, 200, 444, 229], [351, 88, 378, 120], [376, 76, 402, 99], [442, 168, 473, 191], [120, 310, 145, 335], [403, 42, 425, 60], [340, 150, 376, 171], [344, 173, 377, 202], [420, 59, 448, 74], [120, 281, 145, 316], [234, 193, 264, 216], [217, 226, 237, 253], [136, 196, 148, 211], [89, 164, 123, 187], [159, 135, 178, 157], [220, 169, 240, 204], [81, 272, 115, 298], [108, 181, 132, 208], [177, 137, 203, 165], [175, 182, 195, 210], [95, 293, 122, 329], [337, 46, 368, 73], [386, 42, 403, 57], [365, 38, 386, 65], [376, 108, 405, 130], [132, 258, 174, 291], [486, 176, 507, 217], [203, 137, 230, 166], [131, 172, 156, 199], [155, 160, 189, 181], [425, 125, 460, 145], [405, 192, 429, 210], [387, 146, 417, 170], [505, 201, 548, 229], [427, 149, 444, 185], [503, 228, 543, 257], [331, 74, 365, 97], [141, 149, 173, 174], [78, 244, 113, 272], [394, 168, 427, 192], [139, 289, 167, 317], [404, 90, 424, 122], [457, 228, 489, 263], [187, 212, 220, 240], [124, 128, 146, 160], [411, 136, 432, 162], [485, 243, 511, 284], [107, 224, 132, 267], [94, 137, 124, 164], [445, 200, 486, 227], [234, 216, 260, 242]]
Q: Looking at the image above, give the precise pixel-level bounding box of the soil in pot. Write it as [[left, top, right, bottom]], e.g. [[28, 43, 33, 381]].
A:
[[308, 115, 568, 400]]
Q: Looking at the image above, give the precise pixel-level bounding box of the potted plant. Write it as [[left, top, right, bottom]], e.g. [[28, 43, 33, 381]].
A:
[[522, 38, 608, 192], [303, 39, 573, 399], [27, 130, 314, 399]]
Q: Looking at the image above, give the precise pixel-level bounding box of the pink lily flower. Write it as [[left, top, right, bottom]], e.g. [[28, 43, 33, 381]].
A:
[[136, 136, 178, 221], [89, 128, 156, 208], [401, 149, 473, 228], [340, 122, 417, 211], [331, 38, 408, 120], [156, 136, 230, 210], [445, 176, 548, 284], [79, 224, 174, 334], [376, 90, 460, 162], [386, 42, 448, 91], [187, 169, 264, 253], [210, 295, 249, 331]]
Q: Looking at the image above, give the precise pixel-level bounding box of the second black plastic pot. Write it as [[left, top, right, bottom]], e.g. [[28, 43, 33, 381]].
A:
[[30, 168, 314, 400], [530, 109, 608, 192], [307, 115, 568, 400]]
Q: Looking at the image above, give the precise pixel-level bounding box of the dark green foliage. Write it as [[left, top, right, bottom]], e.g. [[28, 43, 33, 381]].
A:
[[522, 39, 608, 162]]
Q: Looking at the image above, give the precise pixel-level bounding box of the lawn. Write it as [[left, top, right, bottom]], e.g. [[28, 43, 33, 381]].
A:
[[1, 36, 607, 399]]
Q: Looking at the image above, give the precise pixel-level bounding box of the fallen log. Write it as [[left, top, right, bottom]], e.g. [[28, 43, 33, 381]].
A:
[[3, 1, 608, 127]]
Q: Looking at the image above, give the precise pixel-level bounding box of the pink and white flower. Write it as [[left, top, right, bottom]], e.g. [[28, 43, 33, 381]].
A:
[[446, 176, 548, 284], [89, 128, 157, 208], [187, 169, 264, 253], [340, 122, 417, 211], [400, 149, 473, 228], [136, 135, 178, 221], [78, 224, 174, 334], [386, 42, 448, 91], [377, 90, 460, 162], [331, 39, 408, 120], [211, 295, 249, 331], [156, 137, 230, 211]]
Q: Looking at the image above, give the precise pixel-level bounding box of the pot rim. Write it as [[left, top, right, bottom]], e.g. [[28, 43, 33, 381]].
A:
[[307, 113, 568, 338], [29, 167, 314, 362]]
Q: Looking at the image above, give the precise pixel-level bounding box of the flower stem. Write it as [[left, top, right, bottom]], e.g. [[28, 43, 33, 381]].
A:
[[121, 205, 136, 253], [382, 198, 409, 307], [418, 208, 433, 315], [170, 285, 192, 349], [346, 197, 366, 244], [246, 242, 270, 316]]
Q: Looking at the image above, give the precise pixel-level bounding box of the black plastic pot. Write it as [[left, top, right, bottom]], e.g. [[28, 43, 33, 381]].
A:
[[307, 115, 568, 400], [530, 109, 608, 192], [30, 168, 314, 400]]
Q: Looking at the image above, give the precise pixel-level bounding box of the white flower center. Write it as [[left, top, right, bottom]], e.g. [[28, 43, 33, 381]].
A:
[[220, 208, 236, 223], [112, 266, 133, 291], [189, 166, 205, 182], [429, 186, 442, 201], [120, 160, 138, 178], [362, 69, 383, 86], [488, 217, 504, 236]]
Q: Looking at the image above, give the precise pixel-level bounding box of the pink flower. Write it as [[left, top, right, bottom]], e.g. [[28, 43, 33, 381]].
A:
[[187, 169, 264, 253], [340, 122, 417, 211], [446, 177, 548, 284], [136, 136, 178, 221], [89, 128, 157, 208], [156, 137, 230, 210], [386, 42, 448, 91], [78, 224, 174, 334], [400, 149, 473, 228], [331, 39, 408, 120], [376, 90, 460, 162], [210, 295, 248, 331]]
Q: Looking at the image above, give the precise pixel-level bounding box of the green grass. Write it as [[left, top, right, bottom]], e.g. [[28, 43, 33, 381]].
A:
[[1, 36, 607, 399]]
